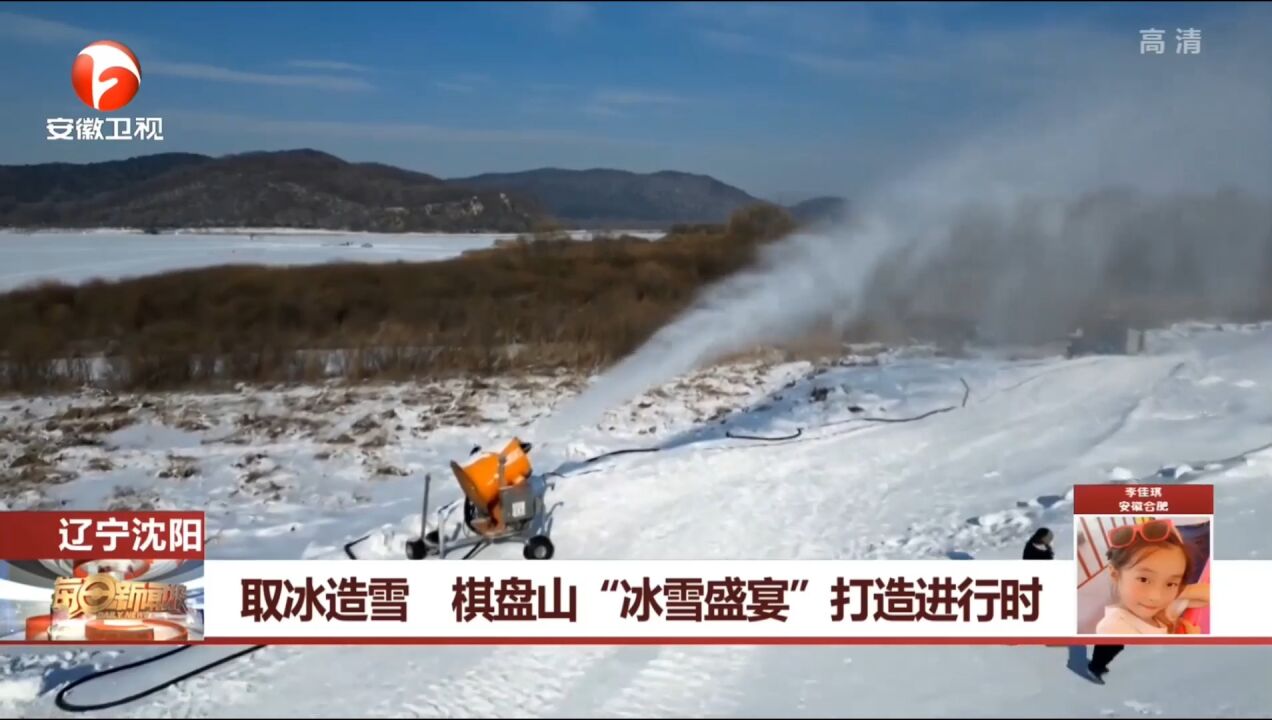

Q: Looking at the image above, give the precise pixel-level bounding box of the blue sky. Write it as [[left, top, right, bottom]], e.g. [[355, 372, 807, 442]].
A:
[[0, 1, 1260, 200]]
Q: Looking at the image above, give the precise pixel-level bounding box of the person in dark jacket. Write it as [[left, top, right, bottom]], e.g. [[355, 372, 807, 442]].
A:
[[1023, 528, 1055, 560], [1019, 525, 1124, 681], [1089, 644, 1123, 682]]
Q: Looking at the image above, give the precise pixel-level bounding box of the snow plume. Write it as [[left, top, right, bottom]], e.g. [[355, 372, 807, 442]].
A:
[[539, 15, 1272, 437], [536, 217, 901, 440]]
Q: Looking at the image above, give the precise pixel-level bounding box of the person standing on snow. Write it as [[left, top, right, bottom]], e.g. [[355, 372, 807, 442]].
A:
[[1088, 644, 1124, 682], [1020, 524, 1124, 682], [1023, 527, 1055, 560], [1022, 527, 1063, 651]]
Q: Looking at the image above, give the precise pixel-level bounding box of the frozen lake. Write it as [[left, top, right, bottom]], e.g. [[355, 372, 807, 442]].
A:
[[0, 228, 665, 292]]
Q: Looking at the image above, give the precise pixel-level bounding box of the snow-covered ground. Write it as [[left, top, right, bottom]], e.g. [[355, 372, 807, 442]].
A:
[[0, 229, 666, 293], [3, 321, 1272, 717]]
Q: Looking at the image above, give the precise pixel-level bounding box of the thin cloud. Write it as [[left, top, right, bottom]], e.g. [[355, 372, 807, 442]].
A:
[[782, 49, 946, 83], [166, 110, 677, 149], [0, 11, 98, 44], [148, 62, 374, 92], [695, 6, 1125, 93], [287, 59, 371, 73], [0, 11, 376, 91], [582, 103, 625, 118], [594, 90, 688, 106], [785, 51, 868, 76], [583, 89, 689, 120], [698, 23, 881, 78], [682, 2, 872, 48], [433, 73, 492, 93], [689, 1, 1090, 88]]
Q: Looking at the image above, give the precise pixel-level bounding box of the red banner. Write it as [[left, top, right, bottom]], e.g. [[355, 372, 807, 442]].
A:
[[1073, 483, 1213, 515], [0, 511, 205, 560]]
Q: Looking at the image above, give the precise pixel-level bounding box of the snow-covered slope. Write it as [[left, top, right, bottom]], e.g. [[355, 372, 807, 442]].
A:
[[3, 322, 1272, 717]]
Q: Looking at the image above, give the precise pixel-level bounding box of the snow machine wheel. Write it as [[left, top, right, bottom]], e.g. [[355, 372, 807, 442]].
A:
[[406, 538, 429, 560], [406, 530, 440, 560], [524, 536, 554, 560]]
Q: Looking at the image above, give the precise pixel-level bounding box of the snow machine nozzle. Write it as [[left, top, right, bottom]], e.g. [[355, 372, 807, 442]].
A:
[[406, 437, 554, 561], [451, 437, 532, 522]]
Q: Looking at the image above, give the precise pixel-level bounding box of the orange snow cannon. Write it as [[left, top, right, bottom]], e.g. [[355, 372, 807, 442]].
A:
[[405, 438, 555, 561], [450, 437, 533, 528]]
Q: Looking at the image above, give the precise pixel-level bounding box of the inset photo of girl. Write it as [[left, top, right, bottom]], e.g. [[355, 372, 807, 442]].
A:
[[1076, 515, 1211, 635]]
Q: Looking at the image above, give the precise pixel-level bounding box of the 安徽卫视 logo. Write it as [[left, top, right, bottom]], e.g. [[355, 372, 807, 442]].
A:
[[71, 40, 141, 111]]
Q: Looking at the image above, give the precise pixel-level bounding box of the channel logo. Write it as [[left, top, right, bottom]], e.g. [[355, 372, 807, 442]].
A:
[[71, 40, 142, 112]]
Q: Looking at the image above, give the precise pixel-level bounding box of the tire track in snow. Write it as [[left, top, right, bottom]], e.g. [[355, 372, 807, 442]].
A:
[[566, 354, 1181, 566], [594, 645, 759, 718], [865, 357, 1186, 557], [601, 443, 841, 560], [542, 646, 661, 717], [742, 646, 854, 716], [1080, 361, 1188, 458], [391, 645, 617, 718], [551, 449, 726, 558]]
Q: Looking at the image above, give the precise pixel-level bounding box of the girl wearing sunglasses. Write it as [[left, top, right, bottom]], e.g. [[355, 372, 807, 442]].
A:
[[1095, 518, 1210, 636]]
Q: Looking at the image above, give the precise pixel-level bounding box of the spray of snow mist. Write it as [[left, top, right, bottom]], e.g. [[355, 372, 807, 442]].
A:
[[537, 21, 1272, 439]]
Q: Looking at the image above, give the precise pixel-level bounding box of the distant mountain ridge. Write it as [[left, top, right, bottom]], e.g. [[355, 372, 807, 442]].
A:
[[0, 150, 545, 233], [0, 150, 846, 231], [449, 167, 768, 228], [2, 153, 212, 206], [787, 196, 849, 226]]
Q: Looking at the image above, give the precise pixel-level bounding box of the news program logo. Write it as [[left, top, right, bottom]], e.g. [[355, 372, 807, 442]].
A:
[[1, 559, 204, 642], [0, 512, 206, 643], [71, 40, 141, 112]]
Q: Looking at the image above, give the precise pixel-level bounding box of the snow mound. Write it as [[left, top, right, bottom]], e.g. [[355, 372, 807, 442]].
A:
[[1158, 463, 1194, 479], [0, 677, 40, 710], [354, 528, 410, 560]]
